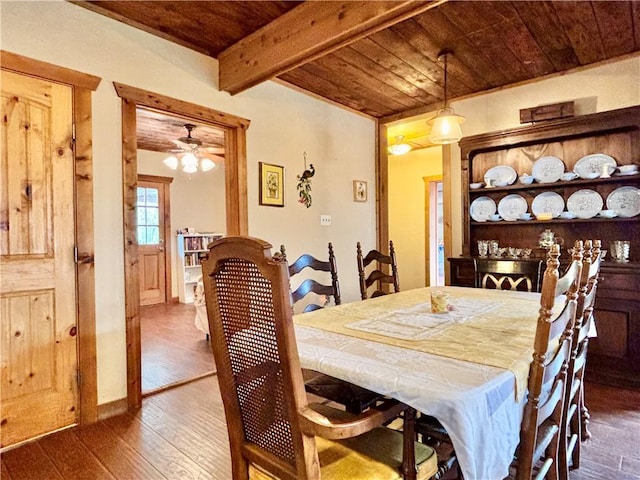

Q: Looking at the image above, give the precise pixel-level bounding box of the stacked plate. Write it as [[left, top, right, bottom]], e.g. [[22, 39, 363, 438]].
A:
[[566, 189, 604, 219], [606, 186, 640, 217]]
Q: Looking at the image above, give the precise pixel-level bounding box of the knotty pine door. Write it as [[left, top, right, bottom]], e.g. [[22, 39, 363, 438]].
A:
[[0, 70, 78, 447]]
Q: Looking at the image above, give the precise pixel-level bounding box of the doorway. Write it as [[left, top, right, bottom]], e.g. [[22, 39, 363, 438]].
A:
[[425, 178, 445, 286], [115, 83, 250, 409]]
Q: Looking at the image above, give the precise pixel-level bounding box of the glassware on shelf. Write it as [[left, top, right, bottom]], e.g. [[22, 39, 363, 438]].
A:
[[477, 240, 489, 257], [488, 240, 500, 257], [610, 240, 630, 263]]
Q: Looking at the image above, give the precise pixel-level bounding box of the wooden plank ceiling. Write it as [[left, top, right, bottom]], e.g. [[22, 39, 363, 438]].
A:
[[73, 1, 640, 151]]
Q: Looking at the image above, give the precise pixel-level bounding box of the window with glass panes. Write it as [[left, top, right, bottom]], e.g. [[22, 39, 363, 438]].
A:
[[136, 187, 160, 245]]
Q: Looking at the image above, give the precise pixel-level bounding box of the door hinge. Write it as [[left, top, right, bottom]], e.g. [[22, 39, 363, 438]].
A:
[[74, 245, 78, 264]]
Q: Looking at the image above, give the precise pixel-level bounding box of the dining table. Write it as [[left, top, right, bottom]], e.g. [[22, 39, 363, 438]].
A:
[[293, 286, 544, 480]]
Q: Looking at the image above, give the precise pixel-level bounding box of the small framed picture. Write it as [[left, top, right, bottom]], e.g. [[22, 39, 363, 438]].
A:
[[353, 180, 368, 202], [259, 162, 285, 207]]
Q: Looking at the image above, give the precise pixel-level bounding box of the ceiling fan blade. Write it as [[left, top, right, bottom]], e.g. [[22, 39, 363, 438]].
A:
[[172, 139, 196, 150]]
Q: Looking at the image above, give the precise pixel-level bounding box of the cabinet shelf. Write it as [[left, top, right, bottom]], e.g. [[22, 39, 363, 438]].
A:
[[471, 216, 638, 226], [469, 174, 640, 195]]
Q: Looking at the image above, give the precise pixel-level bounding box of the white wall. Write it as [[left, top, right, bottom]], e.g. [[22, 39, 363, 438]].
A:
[[448, 56, 640, 257], [1, 1, 377, 404], [137, 150, 227, 297]]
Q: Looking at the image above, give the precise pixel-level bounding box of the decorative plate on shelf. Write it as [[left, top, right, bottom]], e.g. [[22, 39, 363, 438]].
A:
[[606, 186, 640, 217], [470, 196, 497, 222], [497, 194, 528, 221], [566, 189, 604, 219], [483, 165, 517, 186], [573, 153, 617, 179], [531, 191, 565, 217], [531, 156, 565, 183]]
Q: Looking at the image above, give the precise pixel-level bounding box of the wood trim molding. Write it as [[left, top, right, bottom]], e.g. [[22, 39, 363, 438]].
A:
[[442, 145, 453, 286], [219, 1, 446, 94], [97, 397, 128, 421], [116, 84, 249, 410], [137, 174, 174, 184], [0, 50, 101, 91], [113, 83, 250, 129], [2, 54, 100, 426], [376, 122, 389, 252]]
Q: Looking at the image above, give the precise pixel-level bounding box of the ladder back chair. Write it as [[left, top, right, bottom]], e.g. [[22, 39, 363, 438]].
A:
[[280, 243, 341, 313], [516, 242, 583, 480], [280, 243, 382, 414], [357, 241, 400, 300], [475, 258, 544, 292], [558, 240, 602, 479], [201, 236, 438, 480]]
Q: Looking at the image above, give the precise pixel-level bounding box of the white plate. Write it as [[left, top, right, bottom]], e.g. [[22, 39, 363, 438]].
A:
[[484, 165, 517, 186], [497, 194, 528, 221], [566, 189, 604, 219], [574, 153, 617, 179], [532, 156, 565, 183], [531, 192, 565, 217], [606, 186, 640, 217], [470, 196, 497, 222], [613, 170, 639, 177]]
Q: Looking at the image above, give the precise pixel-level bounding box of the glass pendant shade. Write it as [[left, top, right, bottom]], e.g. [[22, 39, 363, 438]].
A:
[[163, 155, 179, 170], [200, 158, 215, 171], [181, 152, 198, 169], [428, 107, 465, 144]]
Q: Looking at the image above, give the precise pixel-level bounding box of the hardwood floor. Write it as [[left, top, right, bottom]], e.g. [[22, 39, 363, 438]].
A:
[[141, 303, 215, 395], [1, 379, 638, 479]]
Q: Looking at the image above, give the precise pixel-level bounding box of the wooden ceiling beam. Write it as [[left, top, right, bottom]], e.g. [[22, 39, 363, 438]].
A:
[[219, 0, 447, 95]]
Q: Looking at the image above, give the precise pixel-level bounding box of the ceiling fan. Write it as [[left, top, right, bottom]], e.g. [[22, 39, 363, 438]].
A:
[[164, 124, 224, 173]]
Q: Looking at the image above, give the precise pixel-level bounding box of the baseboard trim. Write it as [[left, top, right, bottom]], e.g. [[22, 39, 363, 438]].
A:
[[142, 371, 216, 398], [97, 397, 128, 420]]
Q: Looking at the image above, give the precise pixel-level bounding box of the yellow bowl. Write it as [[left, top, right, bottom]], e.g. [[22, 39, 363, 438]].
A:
[[536, 213, 553, 221]]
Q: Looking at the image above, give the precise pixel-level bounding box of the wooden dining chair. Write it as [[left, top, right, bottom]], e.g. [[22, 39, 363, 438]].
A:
[[515, 241, 583, 480], [281, 243, 383, 414], [474, 258, 544, 292], [200, 236, 438, 480], [357, 241, 400, 300], [558, 240, 602, 479], [280, 243, 341, 313]]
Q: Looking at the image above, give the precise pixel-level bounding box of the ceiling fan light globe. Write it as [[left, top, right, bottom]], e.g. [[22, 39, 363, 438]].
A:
[[163, 155, 179, 170], [201, 158, 215, 171], [388, 143, 412, 155], [183, 164, 198, 174], [428, 108, 465, 145], [181, 152, 198, 169]]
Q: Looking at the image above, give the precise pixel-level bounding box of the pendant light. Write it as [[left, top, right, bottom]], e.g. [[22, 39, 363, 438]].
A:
[[388, 135, 412, 156], [428, 49, 465, 145]]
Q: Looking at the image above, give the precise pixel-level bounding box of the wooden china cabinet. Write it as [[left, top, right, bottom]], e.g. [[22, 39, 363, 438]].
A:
[[449, 105, 640, 388]]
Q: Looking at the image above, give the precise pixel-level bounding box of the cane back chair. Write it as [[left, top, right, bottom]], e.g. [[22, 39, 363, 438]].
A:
[[201, 236, 438, 480], [281, 243, 383, 414], [558, 240, 602, 479], [357, 241, 400, 300], [515, 242, 583, 480]]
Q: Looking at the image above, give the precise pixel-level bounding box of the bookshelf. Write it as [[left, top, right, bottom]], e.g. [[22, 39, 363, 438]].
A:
[[176, 233, 223, 303]]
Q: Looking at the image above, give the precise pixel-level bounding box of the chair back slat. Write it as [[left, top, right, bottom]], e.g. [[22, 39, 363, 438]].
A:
[[357, 241, 400, 299], [202, 237, 318, 480], [474, 258, 543, 292], [281, 243, 341, 312]]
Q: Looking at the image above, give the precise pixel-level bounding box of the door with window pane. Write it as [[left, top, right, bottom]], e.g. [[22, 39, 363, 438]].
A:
[[137, 177, 171, 306]]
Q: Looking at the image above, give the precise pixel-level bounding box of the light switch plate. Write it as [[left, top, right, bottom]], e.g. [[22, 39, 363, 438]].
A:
[[320, 215, 332, 226]]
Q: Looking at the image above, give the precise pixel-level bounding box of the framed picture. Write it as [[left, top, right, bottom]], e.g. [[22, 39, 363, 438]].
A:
[[259, 162, 284, 207], [353, 180, 367, 202]]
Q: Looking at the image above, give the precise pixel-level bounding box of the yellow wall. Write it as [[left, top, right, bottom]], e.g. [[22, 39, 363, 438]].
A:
[[388, 147, 442, 290]]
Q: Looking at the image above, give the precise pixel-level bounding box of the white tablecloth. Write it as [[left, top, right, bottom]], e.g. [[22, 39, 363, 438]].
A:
[[294, 286, 540, 480]]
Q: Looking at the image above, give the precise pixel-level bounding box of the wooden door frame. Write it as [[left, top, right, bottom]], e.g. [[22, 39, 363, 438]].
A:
[[114, 83, 250, 410], [137, 174, 173, 305], [1, 50, 101, 425], [423, 175, 443, 286]]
